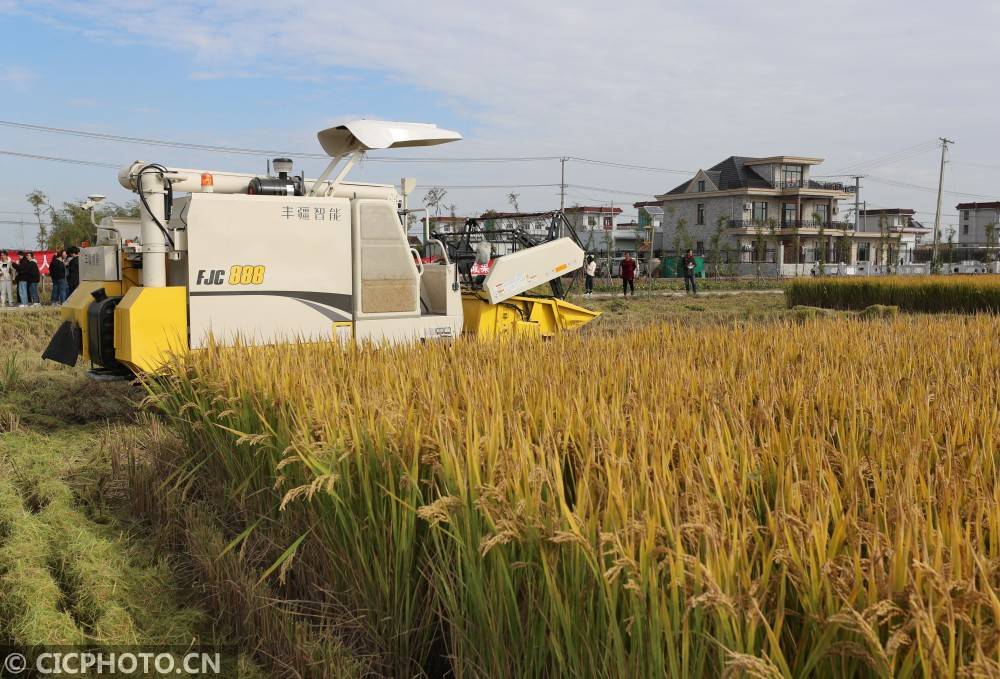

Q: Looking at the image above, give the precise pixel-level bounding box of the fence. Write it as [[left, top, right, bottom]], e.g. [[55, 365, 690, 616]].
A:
[[912, 244, 1000, 264]]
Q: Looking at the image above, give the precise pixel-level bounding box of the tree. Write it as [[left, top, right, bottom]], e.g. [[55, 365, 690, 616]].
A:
[[984, 222, 998, 265], [791, 214, 803, 276], [766, 216, 779, 278], [877, 214, 889, 273], [752, 219, 767, 279], [25, 190, 139, 249], [423, 187, 447, 215], [26, 190, 50, 249], [673, 218, 692, 257], [814, 211, 827, 275], [423, 187, 447, 238], [709, 214, 727, 279], [506, 192, 520, 213], [603, 228, 614, 277]]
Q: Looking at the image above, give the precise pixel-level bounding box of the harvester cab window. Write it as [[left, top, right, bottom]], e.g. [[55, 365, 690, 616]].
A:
[[356, 201, 420, 315]]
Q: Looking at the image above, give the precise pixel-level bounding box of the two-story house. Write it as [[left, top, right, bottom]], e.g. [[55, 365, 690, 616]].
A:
[[956, 202, 1000, 244], [563, 206, 624, 255], [857, 208, 931, 263], [652, 155, 865, 265]]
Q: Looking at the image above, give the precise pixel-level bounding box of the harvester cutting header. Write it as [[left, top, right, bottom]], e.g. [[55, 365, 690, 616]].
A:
[[43, 120, 598, 376]]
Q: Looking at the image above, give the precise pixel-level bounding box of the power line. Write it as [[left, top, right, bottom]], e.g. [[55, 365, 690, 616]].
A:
[[566, 157, 691, 174], [568, 183, 656, 198], [951, 160, 1000, 171], [0, 120, 693, 171], [0, 149, 662, 199], [431, 183, 561, 189], [0, 149, 119, 168], [867, 174, 997, 200], [827, 139, 940, 175]]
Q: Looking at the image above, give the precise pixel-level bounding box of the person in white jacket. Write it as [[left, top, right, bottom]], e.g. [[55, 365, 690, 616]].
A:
[[584, 255, 597, 296], [0, 251, 14, 307]]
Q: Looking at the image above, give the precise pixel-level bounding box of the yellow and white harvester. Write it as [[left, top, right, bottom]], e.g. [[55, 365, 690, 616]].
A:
[[43, 120, 598, 376]]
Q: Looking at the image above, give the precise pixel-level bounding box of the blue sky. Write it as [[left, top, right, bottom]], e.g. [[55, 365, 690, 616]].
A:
[[1, 0, 999, 247]]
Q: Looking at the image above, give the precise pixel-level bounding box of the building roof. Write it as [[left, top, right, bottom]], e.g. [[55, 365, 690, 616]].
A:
[[956, 201, 1000, 210], [663, 156, 774, 195], [860, 208, 916, 215], [420, 215, 467, 223], [742, 156, 823, 166], [563, 206, 624, 214]]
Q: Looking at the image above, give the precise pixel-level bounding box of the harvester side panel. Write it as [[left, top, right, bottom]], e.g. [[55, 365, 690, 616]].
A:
[[185, 194, 354, 348]]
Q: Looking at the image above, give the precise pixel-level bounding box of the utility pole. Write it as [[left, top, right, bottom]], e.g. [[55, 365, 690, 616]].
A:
[[559, 157, 567, 212], [852, 175, 863, 234], [932, 137, 955, 267], [601, 201, 615, 278], [558, 157, 568, 239]]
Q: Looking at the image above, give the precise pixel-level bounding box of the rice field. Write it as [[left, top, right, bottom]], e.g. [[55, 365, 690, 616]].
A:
[[147, 314, 1000, 678], [786, 275, 1000, 313]]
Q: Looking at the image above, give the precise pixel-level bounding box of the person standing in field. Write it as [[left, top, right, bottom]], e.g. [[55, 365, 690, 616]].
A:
[[620, 252, 636, 297], [682, 249, 698, 296], [49, 250, 68, 305], [66, 246, 80, 296], [584, 255, 596, 296], [0, 250, 14, 307], [18, 252, 41, 306]]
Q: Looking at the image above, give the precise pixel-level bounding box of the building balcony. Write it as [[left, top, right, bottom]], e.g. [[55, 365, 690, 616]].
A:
[[728, 219, 853, 230], [772, 180, 853, 192]]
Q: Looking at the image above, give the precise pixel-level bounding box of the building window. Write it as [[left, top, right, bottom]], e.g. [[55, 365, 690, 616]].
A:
[[697, 180, 705, 192], [752, 201, 768, 222], [696, 203, 705, 225], [696, 241, 705, 254], [963, 223, 970, 235], [962, 210, 969, 221], [782, 203, 797, 225], [857, 242, 870, 262], [603, 216, 613, 229], [587, 216, 597, 228], [815, 204, 829, 225], [781, 165, 803, 187]]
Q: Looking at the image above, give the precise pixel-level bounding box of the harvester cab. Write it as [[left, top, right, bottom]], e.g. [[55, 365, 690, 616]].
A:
[[42, 120, 599, 376]]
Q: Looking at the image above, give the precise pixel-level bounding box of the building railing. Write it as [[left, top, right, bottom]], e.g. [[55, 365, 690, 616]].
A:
[[727, 219, 853, 229], [773, 180, 852, 191]]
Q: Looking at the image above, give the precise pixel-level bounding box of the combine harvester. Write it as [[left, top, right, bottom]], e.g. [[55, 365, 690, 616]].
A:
[[43, 120, 598, 376]]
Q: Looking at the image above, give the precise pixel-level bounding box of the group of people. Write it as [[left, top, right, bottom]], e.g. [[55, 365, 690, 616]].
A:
[[582, 249, 699, 297], [0, 247, 80, 308]]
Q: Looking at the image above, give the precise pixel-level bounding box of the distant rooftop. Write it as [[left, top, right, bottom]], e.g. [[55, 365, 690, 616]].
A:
[[742, 156, 823, 166], [563, 206, 624, 214], [956, 201, 1000, 210], [860, 208, 915, 215], [658, 155, 846, 198]]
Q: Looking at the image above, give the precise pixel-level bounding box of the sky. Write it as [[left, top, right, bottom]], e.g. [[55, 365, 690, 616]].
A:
[[1, 0, 998, 247]]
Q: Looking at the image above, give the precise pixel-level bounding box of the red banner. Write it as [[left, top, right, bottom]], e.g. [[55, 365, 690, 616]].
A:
[[8, 250, 57, 276]]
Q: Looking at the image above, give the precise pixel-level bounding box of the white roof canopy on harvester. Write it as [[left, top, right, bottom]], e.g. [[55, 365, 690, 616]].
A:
[[310, 120, 462, 196], [317, 120, 462, 157]]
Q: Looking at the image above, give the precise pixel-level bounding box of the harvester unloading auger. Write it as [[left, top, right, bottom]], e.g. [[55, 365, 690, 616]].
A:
[[42, 120, 599, 376]]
